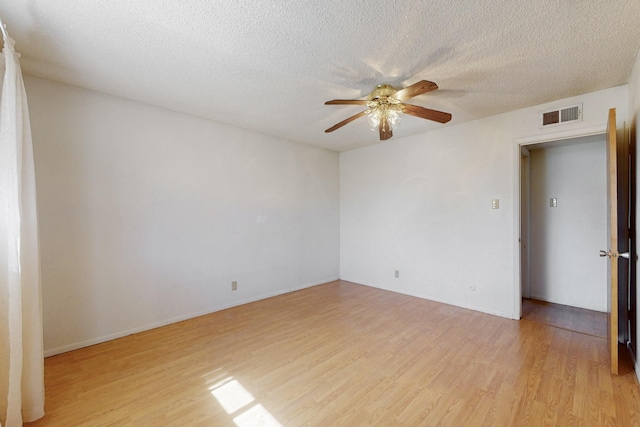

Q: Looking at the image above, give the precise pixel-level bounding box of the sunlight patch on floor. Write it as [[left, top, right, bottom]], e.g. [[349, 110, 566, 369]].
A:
[[208, 376, 284, 427], [210, 378, 255, 414], [234, 404, 283, 427]]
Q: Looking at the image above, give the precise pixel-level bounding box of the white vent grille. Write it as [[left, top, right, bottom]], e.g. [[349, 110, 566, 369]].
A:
[[540, 103, 582, 128]]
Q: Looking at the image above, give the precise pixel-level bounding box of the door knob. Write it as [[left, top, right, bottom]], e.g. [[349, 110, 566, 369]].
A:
[[599, 250, 629, 259]]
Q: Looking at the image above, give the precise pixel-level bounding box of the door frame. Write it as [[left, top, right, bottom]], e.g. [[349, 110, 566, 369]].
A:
[[520, 147, 531, 299], [512, 125, 607, 319]]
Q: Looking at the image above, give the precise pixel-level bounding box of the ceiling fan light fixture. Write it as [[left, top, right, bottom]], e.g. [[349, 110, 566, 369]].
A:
[[367, 107, 402, 131], [366, 97, 403, 131]]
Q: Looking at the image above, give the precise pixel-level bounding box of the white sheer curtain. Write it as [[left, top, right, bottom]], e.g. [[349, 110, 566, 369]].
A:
[[0, 18, 45, 427]]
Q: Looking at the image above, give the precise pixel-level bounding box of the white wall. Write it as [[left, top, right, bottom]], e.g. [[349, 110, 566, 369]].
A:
[[340, 85, 628, 318], [25, 77, 340, 356], [628, 47, 640, 378], [529, 139, 607, 311]]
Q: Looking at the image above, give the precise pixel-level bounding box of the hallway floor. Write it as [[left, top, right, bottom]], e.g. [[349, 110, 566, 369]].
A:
[[521, 298, 607, 338]]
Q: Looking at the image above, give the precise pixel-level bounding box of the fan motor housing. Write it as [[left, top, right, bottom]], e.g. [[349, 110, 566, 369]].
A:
[[367, 84, 399, 100]]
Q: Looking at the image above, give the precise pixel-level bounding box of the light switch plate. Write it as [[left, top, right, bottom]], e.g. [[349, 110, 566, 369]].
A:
[[550, 198, 557, 207], [492, 199, 499, 209]]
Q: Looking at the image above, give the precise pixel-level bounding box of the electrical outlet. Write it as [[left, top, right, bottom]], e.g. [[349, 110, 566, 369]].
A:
[[231, 281, 237, 291], [394, 270, 399, 278]]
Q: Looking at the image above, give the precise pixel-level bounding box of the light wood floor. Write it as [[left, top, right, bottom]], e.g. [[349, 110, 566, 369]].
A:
[[27, 280, 640, 426]]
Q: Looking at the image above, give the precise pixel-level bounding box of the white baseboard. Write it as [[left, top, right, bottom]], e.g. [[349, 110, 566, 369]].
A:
[[44, 276, 339, 357]]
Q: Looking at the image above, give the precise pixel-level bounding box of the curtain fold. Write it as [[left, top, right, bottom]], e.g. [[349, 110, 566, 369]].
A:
[[0, 21, 45, 427]]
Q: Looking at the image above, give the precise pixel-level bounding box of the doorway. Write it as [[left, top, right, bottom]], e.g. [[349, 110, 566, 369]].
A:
[[519, 133, 609, 336]]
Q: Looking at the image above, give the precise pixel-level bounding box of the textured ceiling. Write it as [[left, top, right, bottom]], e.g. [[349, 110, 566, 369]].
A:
[[1, 1, 640, 151]]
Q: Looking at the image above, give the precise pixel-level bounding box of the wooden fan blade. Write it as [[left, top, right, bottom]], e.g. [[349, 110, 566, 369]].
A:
[[325, 99, 369, 105], [325, 111, 368, 133], [394, 80, 438, 101], [379, 116, 393, 140], [402, 104, 452, 123]]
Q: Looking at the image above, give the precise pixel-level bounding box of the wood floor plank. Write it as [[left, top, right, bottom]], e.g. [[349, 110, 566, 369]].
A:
[[26, 280, 640, 426]]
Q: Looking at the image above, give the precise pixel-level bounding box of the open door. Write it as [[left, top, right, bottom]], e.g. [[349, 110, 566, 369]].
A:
[[617, 118, 631, 352], [606, 108, 619, 375], [601, 107, 630, 375]]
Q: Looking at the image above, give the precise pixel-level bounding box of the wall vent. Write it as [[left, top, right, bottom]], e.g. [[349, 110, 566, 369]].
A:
[[540, 103, 582, 128]]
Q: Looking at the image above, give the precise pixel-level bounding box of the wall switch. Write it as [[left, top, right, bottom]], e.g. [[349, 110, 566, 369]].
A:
[[394, 270, 399, 278], [492, 199, 499, 209], [231, 281, 237, 291], [550, 198, 557, 207]]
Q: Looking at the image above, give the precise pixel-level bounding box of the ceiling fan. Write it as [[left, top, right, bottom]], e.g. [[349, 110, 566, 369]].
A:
[[324, 80, 452, 141]]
